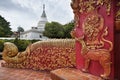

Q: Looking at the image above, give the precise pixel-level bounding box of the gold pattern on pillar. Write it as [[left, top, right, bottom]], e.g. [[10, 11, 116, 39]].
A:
[[71, 0, 80, 27], [116, 2, 120, 20], [115, 2, 120, 31], [83, 12, 104, 49], [71, 0, 111, 28], [79, 0, 111, 15], [76, 12, 113, 79], [71, 0, 113, 79]]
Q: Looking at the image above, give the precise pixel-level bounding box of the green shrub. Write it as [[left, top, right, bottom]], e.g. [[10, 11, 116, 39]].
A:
[[0, 40, 4, 52], [13, 38, 30, 51], [14, 39, 31, 51], [0, 39, 40, 52], [31, 39, 40, 43]]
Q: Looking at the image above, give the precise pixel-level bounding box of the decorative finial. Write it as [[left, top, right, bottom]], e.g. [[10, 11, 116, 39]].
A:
[[43, 4, 45, 10], [41, 4, 47, 18]]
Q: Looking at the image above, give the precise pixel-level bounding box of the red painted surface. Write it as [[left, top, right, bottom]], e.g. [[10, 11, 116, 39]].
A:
[[75, 2, 114, 79]]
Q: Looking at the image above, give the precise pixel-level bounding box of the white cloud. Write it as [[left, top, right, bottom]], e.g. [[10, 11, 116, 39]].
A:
[[0, 0, 74, 31]]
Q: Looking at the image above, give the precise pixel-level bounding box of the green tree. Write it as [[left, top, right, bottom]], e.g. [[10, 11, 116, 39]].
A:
[[63, 21, 74, 38], [0, 15, 13, 37], [17, 26, 24, 32], [43, 22, 64, 38], [17, 26, 24, 39]]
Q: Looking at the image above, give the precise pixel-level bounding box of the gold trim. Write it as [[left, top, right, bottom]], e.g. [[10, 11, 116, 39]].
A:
[[101, 27, 113, 51], [79, 0, 111, 15], [71, 0, 111, 28], [116, 2, 120, 20], [71, 0, 80, 27], [83, 12, 105, 49]]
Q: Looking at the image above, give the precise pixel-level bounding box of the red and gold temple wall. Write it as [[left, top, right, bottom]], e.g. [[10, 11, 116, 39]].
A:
[[71, 0, 114, 79]]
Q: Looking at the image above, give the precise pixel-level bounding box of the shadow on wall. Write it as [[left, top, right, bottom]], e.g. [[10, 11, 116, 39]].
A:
[[0, 53, 2, 60]]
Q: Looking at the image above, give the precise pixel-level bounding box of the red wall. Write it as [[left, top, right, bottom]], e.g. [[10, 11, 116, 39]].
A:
[[75, 1, 114, 79]]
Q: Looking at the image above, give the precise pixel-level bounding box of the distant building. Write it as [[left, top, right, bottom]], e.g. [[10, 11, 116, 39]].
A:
[[20, 4, 48, 40], [11, 31, 19, 38]]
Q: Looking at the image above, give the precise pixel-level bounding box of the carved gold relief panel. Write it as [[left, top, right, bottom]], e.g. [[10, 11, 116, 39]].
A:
[[83, 12, 104, 49], [71, 0, 113, 79], [79, 0, 111, 15], [71, 0, 111, 27]]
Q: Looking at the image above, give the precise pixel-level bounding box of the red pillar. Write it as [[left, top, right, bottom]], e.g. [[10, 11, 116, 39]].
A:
[[71, 0, 114, 79]]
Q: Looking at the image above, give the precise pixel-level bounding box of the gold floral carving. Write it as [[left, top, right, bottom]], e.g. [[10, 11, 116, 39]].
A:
[[71, 0, 111, 27], [71, 26, 113, 79], [71, 0, 80, 27], [2, 39, 76, 70], [82, 13, 113, 79], [116, 2, 120, 20], [70, 10, 113, 79], [79, 0, 111, 15], [83, 12, 105, 49], [76, 38, 112, 79], [82, 12, 113, 51]]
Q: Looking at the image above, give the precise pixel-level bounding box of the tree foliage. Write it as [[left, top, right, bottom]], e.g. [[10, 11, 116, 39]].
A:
[[43, 21, 74, 38], [43, 22, 64, 38], [63, 21, 74, 38], [17, 26, 24, 32], [0, 15, 13, 37], [0, 39, 39, 52]]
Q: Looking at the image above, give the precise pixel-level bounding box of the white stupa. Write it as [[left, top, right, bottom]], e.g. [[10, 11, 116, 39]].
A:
[[20, 4, 48, 40]]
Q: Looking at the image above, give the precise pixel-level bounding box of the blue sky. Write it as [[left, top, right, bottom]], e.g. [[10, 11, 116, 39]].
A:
[[0, 0, 74, 31]]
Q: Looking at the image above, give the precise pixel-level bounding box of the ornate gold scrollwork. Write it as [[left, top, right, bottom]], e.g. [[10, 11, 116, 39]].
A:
[[71, 0, 111, 28], [70, 0, 113, 79], [2, 42, 28, 64], [71, 0, 111, 15], [76, 37, 112, 79], [79, 0, 96, 13], [83, 12, 105, 49], [82, 11, 113, 50], [70, 9, 113, 79], [79, 0, 111, 15]]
